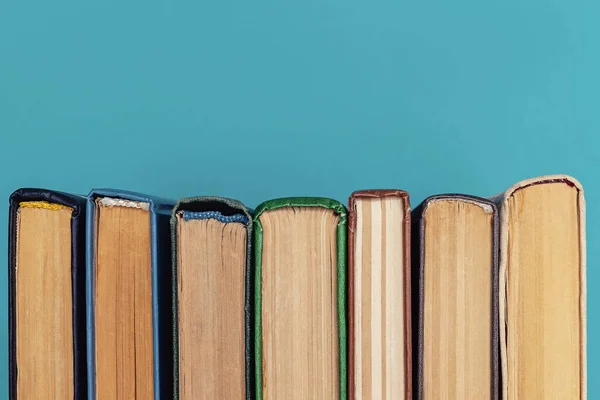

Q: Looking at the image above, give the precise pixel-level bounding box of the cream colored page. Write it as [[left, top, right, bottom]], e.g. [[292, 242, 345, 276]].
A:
[[260, 207, 339, 399], [353, 197, 406, 400]]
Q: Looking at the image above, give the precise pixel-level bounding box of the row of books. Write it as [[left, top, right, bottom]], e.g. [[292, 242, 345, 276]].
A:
[[9, 174, 586, 400]]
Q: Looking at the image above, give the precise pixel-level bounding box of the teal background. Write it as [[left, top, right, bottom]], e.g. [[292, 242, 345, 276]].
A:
[[0, 0, 597, 397]]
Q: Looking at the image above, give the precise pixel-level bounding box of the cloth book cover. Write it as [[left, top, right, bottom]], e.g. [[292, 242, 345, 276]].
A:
[[8, 188, 87, 400], [170, 196, 254, 400], [86, 189, 174, 399], [254, 197, 348, 400]]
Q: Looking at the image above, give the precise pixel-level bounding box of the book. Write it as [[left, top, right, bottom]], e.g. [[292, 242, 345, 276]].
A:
[[412, 194, 500, 400], [86, 189, 174, 399], [171, 197, 254, 400], [8, 189, 87, 400], [495, 175, 586, 399], [347, 190, 412, 400], [254, 198, 347, 400]]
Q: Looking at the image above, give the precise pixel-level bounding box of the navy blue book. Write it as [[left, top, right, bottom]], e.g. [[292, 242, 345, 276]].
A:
[[8, 189, 87, 400], [86, 189, 173, 399]]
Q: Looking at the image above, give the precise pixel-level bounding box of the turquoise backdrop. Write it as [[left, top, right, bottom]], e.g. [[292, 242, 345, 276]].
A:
[[1, 0, 597, 397]]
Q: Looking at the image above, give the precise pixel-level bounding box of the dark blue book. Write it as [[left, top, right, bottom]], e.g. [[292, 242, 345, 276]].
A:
[[8, 189, 87, 400]]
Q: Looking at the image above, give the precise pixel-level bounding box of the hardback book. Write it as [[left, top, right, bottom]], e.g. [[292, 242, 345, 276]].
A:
[[412, 194, 500, 400], [171, 197, 253, 400], [254, 198, 347, 400], [347, 190, 412, 400], [494, 175, 586, 399], [86, 189, 174, 399], [8, 189, 87, 400]]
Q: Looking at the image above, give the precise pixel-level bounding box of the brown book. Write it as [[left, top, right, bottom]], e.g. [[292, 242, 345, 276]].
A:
[[87, 190, 174, 399], [496, 175, 586, 399], [171, 197, 253, 400], [413, 194, 499, 400], [348, 190, 412, 400]]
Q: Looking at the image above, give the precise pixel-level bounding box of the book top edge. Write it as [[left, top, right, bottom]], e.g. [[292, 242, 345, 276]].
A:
[[349, 189, 410, 208], [171, 196, 252, 226], [253, 197, 347, 219], [503, 174, 583, 200], [420, 194, 497, 216], [88, 189, 174, 214], [10, 188, 85, 216], [96, 197, 150, 211], [179, 210, 249, 225]]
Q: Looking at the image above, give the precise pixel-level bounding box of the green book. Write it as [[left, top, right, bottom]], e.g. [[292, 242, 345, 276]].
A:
[[254, 198, 347, 400]]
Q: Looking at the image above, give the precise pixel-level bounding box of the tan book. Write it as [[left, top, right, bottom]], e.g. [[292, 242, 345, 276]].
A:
[[254, 197, 347, 400], [347, 190, 412, 400], [87, 190, 174, 399], [413, 194, 500, 400], [496, 175, 586, 400]]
